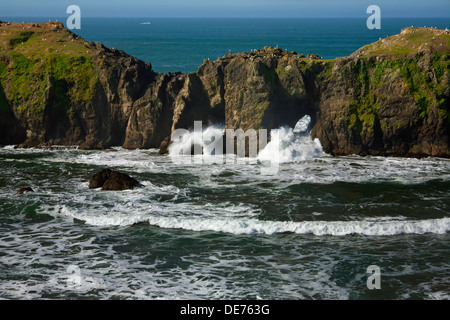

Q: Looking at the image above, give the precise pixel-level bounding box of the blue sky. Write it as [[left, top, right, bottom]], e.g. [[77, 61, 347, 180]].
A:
[[2, 0, 450, 18]]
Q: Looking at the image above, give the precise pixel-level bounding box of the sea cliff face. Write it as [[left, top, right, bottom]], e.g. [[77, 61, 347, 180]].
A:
[[0, 22, 155, 149], [313, 27, 450, 157], [0, 22, 449, 157]]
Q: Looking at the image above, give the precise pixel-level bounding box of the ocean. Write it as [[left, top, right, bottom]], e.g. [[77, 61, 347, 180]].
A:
[[0, 17, 449, 300]]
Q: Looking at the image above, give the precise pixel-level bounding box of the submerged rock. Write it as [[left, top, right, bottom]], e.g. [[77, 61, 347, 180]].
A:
[[89, 169, 140, 191], [17, 187, 34, 194]]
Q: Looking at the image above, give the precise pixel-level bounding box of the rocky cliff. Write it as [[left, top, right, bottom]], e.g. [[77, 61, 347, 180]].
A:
[[0, 21, 155, 149], [0, 22, 449, 157], [313, 27, 450, 157]]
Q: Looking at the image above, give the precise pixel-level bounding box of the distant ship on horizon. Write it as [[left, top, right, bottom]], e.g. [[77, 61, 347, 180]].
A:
[[140, 21, 151, 25]]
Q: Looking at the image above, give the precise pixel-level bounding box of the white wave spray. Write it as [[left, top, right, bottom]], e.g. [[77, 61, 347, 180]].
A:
[[257, 115, 324, 163], [168, 115, 324, 163], [169, 123, 225, 157], [146, 216, 450, 236], [48, 203, 450, 236]]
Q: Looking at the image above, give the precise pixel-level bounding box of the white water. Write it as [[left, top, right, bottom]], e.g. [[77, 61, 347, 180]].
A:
[[3, 114, 450, 237], [3, 114, 450, 236], [168, 123, 225, 157], [32, 172, 450, 236], [45, 200, 450, 236], [1, 123, 449, 300], [24, 113, 448, 236], [257, 115, 324, 163], [168, 115, 324, 163], [145, 216, 450, 236]]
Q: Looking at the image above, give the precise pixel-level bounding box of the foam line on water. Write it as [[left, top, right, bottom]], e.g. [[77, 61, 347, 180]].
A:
[[39, 204, 151, 226], [146, 216, 450, 236]]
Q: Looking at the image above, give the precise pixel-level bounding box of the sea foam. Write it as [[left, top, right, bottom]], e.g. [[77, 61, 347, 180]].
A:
[[257, 115, 324, 163], [146, 216, 450, 236], [168, 115, 324, 163], [47, 199, 450, 235]]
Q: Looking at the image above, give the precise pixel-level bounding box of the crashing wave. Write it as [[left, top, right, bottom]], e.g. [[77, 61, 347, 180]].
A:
[[168, 115, 324, 163], [146, 216, 450, 236]]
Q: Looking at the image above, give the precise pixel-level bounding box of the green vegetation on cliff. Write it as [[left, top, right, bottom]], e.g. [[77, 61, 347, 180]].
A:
[[345, 50, 450, 138], [0, 22, 98, 116], [1, 52, 96, 115], [348, 27, 450, 126], [0, 62, 9, 110], [8, 31, 34, 48], [356, 27, 450, 58]]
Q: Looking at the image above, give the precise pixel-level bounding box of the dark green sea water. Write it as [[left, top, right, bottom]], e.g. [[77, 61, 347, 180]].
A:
[[0, 139, 449, 299]]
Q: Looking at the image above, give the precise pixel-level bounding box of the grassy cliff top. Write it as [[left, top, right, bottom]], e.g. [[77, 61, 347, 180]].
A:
[[0, 21, 153, 114], [0, 21, 101, 58], [2, 21, 449, 66], [0, 22, 105, 114], [352, 27, 450, 58]]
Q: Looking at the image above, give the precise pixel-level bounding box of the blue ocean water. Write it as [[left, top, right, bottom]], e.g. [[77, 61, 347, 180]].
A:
[[5, 17, 450, 73], [78, 17, 450, 73]]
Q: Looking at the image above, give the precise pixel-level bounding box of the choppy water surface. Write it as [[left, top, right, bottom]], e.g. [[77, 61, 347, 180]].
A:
[[0, 123, 449, 299]]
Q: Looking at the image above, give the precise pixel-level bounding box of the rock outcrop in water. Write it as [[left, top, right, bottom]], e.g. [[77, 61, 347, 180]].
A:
[[16, 187, 34, 194], [0, 22, 449, 157], [89, 168, 140, 191]]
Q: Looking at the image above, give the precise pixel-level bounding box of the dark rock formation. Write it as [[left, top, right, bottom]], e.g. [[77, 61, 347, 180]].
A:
[[307, 53, 322, 60], [158, 136, 172, 155], [89, 169, 140, 191], [0, 22, 449, 158]]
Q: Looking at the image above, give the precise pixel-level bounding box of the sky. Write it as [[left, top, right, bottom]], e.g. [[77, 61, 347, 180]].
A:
[[1, 0, 450, 18]]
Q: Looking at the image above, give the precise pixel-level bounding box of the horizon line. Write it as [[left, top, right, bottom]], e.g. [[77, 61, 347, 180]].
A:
[[2, 15, 450, 19]]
